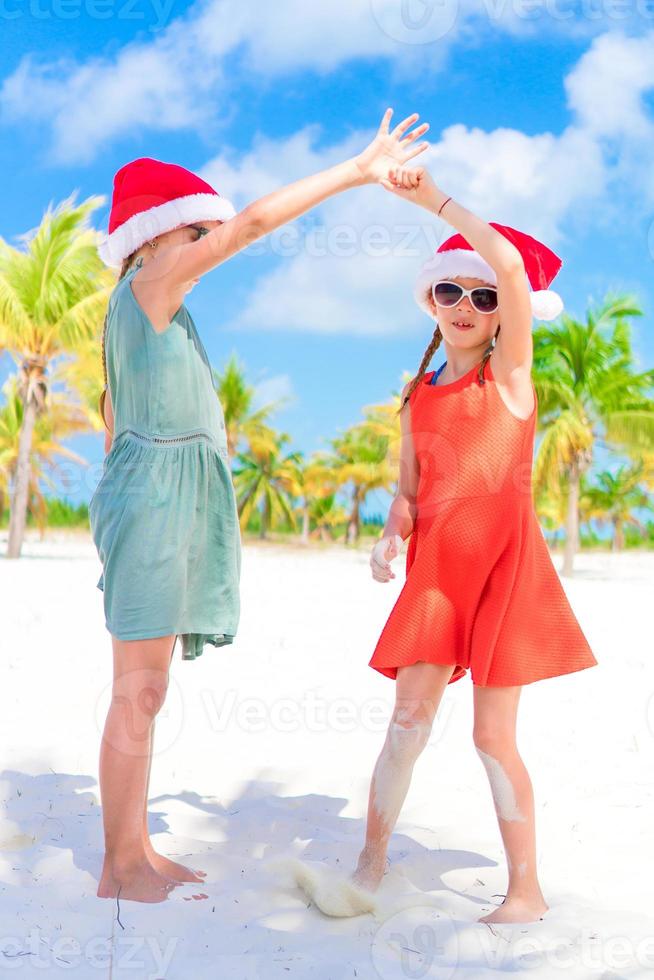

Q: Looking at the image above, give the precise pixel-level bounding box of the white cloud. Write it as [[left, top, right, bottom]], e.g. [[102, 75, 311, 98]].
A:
[[0, 24, 223, 165], [252, 374, 295, 412], [0, 0, 450, 163], [1, 0, 635, 164], [563, 30, 654, 206], [565, 31, 654, 139], [221, 31, 654, 337], [199, 126, 352, 208], [223, 123, 606, 336]]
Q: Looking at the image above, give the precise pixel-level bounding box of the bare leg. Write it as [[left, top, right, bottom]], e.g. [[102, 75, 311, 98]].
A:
[[140, 638, 207, 883], [352, 661, 456, 891], [142, 715, 206, 882], [96, 633, 206, 903], [472, 683, 548, 924]]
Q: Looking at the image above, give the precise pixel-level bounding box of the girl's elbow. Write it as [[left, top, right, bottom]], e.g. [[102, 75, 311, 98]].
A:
[[497, 247, 524, 276], [238, 202, 267, 241]]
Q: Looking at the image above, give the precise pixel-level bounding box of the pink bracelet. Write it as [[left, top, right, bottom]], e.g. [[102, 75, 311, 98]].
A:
[[437, 195, 452, 216]]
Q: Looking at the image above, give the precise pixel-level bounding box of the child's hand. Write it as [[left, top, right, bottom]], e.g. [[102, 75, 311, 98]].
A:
[[353, 109, 429, 185], [370, 534, 404, 583], [380, 165, 438, 208]]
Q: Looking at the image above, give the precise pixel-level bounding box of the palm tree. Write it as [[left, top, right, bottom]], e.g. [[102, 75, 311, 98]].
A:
[[308, 492, 348, 543], [0, 374, 89, 537], [535, 477, 568, 548], [330, 421, 396, 545], [356, 392, 403, 491], [233, 428, 302, 539], [294, 454, 340, 544], [57, 332, 107, 435], [213, 354, 287, 460], [581, 463, 652, 550], [0, 193, 113, 557], [532, 294, 654, 575]]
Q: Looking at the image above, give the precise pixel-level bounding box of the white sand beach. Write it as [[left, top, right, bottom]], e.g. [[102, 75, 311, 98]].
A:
[[1, 534, 653, 978]]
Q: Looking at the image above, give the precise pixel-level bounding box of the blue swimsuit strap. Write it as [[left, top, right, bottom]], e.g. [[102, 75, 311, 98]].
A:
[[430, 362, 447, 384]]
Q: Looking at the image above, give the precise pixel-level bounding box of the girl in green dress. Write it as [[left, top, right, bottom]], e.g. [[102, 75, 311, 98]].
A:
[[90, 108, 430, 904]]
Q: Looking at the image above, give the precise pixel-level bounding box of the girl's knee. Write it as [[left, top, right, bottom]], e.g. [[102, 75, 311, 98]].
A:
[[387, 704, 433, 759], [111, 669, 169, 720], [472, 725, 516, 758]]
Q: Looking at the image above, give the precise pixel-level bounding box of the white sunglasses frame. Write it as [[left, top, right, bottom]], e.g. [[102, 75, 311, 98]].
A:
[[431, 279, 499, 315]]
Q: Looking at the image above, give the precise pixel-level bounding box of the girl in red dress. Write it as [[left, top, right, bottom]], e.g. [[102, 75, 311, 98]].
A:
[[295, 166, 598, 924]]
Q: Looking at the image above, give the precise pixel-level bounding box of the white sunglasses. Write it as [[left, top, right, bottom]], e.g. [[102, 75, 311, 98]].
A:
[[431, 279, 499, 314]]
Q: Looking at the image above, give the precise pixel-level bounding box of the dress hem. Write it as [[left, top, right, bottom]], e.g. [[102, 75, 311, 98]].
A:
[[369, 656, 598, 686], [105, 623, 238, 642]]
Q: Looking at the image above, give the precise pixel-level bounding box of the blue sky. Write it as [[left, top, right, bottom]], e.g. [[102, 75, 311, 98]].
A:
[[1, 1, 653, 510]]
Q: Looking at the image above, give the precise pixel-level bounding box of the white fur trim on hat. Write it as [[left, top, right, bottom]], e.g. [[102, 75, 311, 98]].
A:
[[97, 192, 237, 268], [413, 248, 563, 321]]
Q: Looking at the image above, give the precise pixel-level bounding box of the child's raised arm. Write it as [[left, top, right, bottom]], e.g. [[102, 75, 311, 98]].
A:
[[149, 109, 429, 288], [382, 166, 534, 372]]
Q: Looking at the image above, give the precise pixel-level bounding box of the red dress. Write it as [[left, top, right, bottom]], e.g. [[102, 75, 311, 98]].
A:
[[369, 355, 598, 686]]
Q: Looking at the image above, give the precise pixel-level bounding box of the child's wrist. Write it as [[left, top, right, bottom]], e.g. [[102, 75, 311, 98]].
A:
[[426, 186, 452, 215], [345, 156, 372, 188]]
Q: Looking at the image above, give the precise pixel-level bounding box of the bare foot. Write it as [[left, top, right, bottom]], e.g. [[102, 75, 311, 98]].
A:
[[478, 895, 549, 924], [145, 847, 207, 883], [182, 892, 210, 901], [351, 847, 388, 892], [97, 858, 181, 904]]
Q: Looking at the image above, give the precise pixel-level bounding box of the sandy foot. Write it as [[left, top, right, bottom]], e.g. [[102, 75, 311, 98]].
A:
[[478, 895, 549, 924], [97, 859, 182, 903]]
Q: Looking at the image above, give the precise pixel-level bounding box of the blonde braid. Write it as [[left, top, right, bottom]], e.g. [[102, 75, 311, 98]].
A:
[[397, 325, 443, 414], [477, 325, 501, 385], [98, 250, 139, 434]]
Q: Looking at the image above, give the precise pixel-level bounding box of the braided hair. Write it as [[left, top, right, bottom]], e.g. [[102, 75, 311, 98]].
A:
[[98, 249, 139, 434], [397, 324, 444, 414]]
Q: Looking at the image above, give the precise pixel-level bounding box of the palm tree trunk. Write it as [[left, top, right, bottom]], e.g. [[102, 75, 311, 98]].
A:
[[562, 460, 580, 576], [614, 518, 624, 551], [260, 495, 270, 540], [301, 504, 310, 544], [7, 396, 37, 559], [347, 490, 360, 546]]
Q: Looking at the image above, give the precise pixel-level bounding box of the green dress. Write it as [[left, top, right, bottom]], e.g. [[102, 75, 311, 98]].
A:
[[89, 257, 241, 660]]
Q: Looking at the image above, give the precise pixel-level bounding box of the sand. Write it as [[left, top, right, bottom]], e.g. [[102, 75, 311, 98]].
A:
[[1, 532, 652, 978]]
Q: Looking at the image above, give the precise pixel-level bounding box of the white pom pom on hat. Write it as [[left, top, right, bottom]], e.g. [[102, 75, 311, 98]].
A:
[[414, 222, 564, 322], [97, 157, 236, 268]]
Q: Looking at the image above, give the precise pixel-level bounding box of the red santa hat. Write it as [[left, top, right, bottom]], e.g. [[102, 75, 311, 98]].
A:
[[97, 156, 236, 268], [414, 222, 564, 322]]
